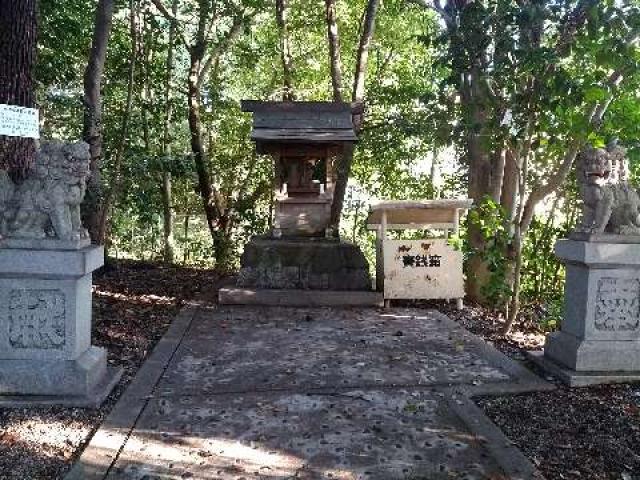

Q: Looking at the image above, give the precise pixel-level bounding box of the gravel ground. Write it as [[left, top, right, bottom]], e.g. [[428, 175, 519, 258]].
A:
[[432, 301, 640, 480], [0, 259, 220, 480]]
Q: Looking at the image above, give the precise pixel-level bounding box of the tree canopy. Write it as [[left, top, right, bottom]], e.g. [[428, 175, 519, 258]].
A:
[[31, 0, 640, 329]]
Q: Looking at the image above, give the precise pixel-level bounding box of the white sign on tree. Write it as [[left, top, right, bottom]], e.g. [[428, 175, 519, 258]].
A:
[[0, 104, 40, 139]]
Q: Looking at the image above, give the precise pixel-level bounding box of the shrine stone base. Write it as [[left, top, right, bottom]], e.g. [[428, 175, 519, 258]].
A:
[[530, 240, 640, 386], [237, 237, 373, 291], [220, 237, 377, 306], [0, 246, 122, 407]]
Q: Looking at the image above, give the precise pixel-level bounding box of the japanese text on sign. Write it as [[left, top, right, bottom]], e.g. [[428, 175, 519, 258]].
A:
[[402, 254, 442, 268], [0, 104, 40, 139], [383, 239, 465, 300]]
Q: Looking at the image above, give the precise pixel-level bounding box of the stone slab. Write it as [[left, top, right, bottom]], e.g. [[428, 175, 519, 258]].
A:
[[556, 239, 640, 266], [0, 237, 91, 251], [155, 307, 517, 396], [0, 275, 92, 360], [569, 232, 640, 244], [219, 287, 383, 307], [544, 331, 640, 371], [0, 346, 108, 396], [106, 390, 508, 480], [527, 350, 640, 387], [0, 244, 104, 277], [66, 303, 548, 480], [238, 237, 372, 291], [0, 365, 122, 408]]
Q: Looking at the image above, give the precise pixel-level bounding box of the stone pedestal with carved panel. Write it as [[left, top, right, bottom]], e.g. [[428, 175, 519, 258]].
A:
[[0, 245, 121, 407], [528, 240, 640, 386]]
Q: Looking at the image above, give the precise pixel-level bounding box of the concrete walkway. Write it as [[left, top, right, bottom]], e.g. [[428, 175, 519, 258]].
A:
[[67, 302, 551, 480]]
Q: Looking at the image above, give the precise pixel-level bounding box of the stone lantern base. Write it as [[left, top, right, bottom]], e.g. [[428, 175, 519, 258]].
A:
[[528, 240, 640, 386], [0, 245, 121, 407]]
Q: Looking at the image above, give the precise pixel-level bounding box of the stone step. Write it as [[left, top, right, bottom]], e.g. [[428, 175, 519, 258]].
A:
[[219, 287, 384, 307]]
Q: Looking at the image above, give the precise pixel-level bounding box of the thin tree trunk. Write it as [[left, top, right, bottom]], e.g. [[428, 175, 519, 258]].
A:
[[97, 0, 138, 245], [0, 0, 37, 176], [351, 0, 379, 106], [325, 0, 343, 102], [188, 51, 218, 240], [183, 214, 190, 265], [538, 195, 560, 297], [430, 146, 438, 198], [82, 0, 115, 242], [161, 0, 177, 263], [490, 148, 506, 203], [275, 0, 294, 100], [503, 145, 530, 334], [500, 148, 519, 227], [329, 0, 380, 234]]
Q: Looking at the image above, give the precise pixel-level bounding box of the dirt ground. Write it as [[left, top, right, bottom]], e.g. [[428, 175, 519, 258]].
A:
[[439, 302, 640, 480]]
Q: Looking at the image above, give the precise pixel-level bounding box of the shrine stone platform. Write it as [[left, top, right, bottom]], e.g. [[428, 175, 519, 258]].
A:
[[221, 236, 381, 306], [67, 304, 551, 480], [238, 237, 372, 290]]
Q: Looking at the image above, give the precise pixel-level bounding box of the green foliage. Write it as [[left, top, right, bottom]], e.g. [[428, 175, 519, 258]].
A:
[[33, 0, 640, 334], [467, 198, 512, 309]]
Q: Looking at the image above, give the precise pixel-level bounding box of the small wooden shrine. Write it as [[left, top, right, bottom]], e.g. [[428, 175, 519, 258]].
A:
[[241, 100, 360, 237], [219, 101, 381, 306]]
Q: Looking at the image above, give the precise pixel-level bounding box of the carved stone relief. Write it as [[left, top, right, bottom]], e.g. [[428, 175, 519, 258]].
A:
[[595, 277, 640, 331], [8, 289, 66, 349]]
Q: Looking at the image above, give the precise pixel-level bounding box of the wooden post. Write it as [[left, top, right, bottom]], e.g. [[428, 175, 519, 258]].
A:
[[453, 208, 460, 235], [454, 208, 463, 310], [381, 210, 391, 308]]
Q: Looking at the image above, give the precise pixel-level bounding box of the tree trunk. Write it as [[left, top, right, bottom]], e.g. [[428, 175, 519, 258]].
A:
[[503, 230, 523, 333], [430, 146, 438, 197], [160, 0, 177, 263], [97, 0, 138, 245], [82, 0, 115, 242], [0, 0, 37, 176], [324, 0, 343, 102], [462, 64, 494, 303], [188, 50, 218, 241], [500, 148, 519, 228], [329, 0, 380, 235], [212, 219, 234, 273], [275, 0, 294, 101], [351, 0, 379, 106]]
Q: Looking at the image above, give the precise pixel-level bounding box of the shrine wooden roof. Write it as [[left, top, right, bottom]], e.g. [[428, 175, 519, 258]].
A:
[[241, 101, 360, 145]]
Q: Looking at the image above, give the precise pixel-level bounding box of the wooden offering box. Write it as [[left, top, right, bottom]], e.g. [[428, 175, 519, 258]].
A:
[[367, 199, 473, 309]]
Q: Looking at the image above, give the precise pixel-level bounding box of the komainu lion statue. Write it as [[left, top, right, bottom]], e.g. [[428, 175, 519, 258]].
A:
[[576, 141, 640, 235], [0, 141, 91, 242]]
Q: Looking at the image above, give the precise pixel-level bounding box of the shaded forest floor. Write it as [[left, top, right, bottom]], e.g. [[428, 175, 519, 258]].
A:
[[440, 303, 640, 480], [0, 263, 638, 480]]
